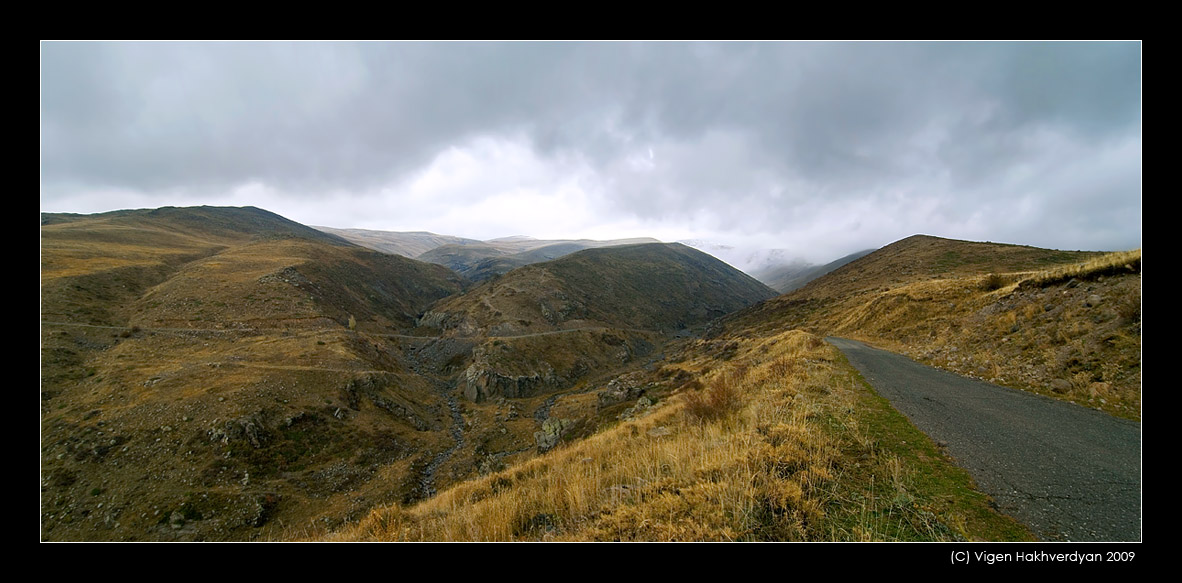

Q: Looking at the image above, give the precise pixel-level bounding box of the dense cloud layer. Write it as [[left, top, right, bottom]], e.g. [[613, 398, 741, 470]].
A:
[[40, 41, 1141, 263]]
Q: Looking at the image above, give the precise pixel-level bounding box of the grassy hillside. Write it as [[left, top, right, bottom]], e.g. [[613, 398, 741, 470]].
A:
[[41, 207, 467, 541], [310, 227, 482, 258], [414, 238, 666, 283], [328, 329, 1030, 542], [41, 208, 733, 541], [323, 235, 1127, 542], [421, 243, 778, 336], [46, 215, 1093, 542], [728, 235, 1141, 419]]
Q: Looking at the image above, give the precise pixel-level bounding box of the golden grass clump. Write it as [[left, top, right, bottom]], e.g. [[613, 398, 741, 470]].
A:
[[681, 371, 745, 423], [1025, 249, 1141, 288]]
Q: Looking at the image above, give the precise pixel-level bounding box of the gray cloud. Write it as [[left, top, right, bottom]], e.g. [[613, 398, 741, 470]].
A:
[[40, 41, 1141, 262]]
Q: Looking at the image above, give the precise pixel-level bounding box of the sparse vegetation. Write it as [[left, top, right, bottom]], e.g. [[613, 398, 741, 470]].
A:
[[980, 273, 1005, 291], [681, 369, 745, 423], [41, 211, 1119, 542], [421, 243, 776, 336], [40, 208, 465, 541], [1024, 249, 1141, 288], [729, 238, 1141, 419], [327, 330, 1029, 542]]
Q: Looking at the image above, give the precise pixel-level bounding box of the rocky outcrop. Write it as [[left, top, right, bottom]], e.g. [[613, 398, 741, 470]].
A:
[[538, 292, 587, 325], [340, 375, 432, 431], [208, 414, 267, 448], [533, 417, 573, 453], [463, 363, 560, 402], [597, 377, 645, 409], [619, 396, 654, 420], [416, 310, 478, 335]]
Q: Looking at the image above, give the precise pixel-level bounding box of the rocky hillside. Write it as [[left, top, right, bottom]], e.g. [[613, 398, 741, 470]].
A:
[[41, 207, 467, 541], [724, 235, 1140, 419], [419, 242, 779, 337], [415, 242, 777, 410], [415, 237, 664, 283], [41, 207, 771, 541], [46, 211, 1083, 542]]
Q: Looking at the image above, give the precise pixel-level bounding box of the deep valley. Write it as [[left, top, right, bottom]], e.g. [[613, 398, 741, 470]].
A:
[[40, 206, 1141, 542]]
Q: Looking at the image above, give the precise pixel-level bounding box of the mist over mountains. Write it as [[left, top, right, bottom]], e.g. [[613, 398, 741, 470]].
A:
[[313, 227, 849, 293]]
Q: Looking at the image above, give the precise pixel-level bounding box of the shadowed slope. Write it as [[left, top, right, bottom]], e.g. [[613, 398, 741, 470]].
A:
[[41, 207, 466, 541], [420, 242, 778, 337]]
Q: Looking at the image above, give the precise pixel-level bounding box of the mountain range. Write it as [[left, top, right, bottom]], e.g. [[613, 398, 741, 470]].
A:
[[315, 226, 849, 292], [40, 206, 773, 540], [40, 205, 1140, 541]]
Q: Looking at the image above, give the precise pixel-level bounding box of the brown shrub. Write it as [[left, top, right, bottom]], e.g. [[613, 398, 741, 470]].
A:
[[981, 273, 1005, 291], [683, 377, 743, 423]]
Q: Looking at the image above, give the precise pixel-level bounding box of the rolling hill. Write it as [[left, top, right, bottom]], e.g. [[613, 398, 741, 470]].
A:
[[44, 211, 1138, 542], [320, 226, 663, 284], [416, 242, 778, 405], [309, 227, 482, 259], [41, 207, 467, 541], [40, 207, 771, 541], [332, 234, 1138, 542], [419, 242, 778, 337], [724, 234, 1141, 418]]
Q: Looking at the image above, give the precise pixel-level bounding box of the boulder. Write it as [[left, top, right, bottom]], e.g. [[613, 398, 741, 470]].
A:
[[534, 417, 573, 453]]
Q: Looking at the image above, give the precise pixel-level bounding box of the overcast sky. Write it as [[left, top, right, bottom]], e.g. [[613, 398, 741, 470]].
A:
[[40, 41, 1141, 264]]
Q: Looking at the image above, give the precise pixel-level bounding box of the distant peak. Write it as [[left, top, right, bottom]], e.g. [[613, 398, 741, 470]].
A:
[[487, 235, 537, 243]]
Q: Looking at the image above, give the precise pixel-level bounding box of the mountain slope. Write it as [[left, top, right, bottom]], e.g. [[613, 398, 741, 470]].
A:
[[45, 211, 1060, 542], [41, 207, 466, 541], [43, 207, 767, 541], [415, 237, 666, 283], [420, 242, 779, 337], [415, 242, 777, 405], [310, 227, 482, 258], [723, 234, 1140, 418], [750, 249, 875, 293], [327, 235, 1132, 543], [415, 243, 512, 280]]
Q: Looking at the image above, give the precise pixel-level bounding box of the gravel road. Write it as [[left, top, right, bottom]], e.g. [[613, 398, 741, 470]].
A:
[[827, 337, 1141, 541]]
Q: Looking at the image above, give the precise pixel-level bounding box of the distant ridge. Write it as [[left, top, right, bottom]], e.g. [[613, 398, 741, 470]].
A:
[[408, 234, 663, 283], [311, 227, 482, 258], [420, 242, 778, 336], [44, 206, 355, 247], [749, 249, 875, 293], [720, 233, 1138, 419]]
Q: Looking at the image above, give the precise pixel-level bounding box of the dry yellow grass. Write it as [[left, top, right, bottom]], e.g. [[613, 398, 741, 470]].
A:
[[326, 330, 1026, 542], [1025, 249, 1141, 287], [767, 248, 1142, 419], [41, 209, 470, 541]]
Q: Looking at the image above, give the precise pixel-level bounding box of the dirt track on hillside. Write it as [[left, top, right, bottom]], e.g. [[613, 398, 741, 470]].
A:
[[828, 337, 1141, 541]]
